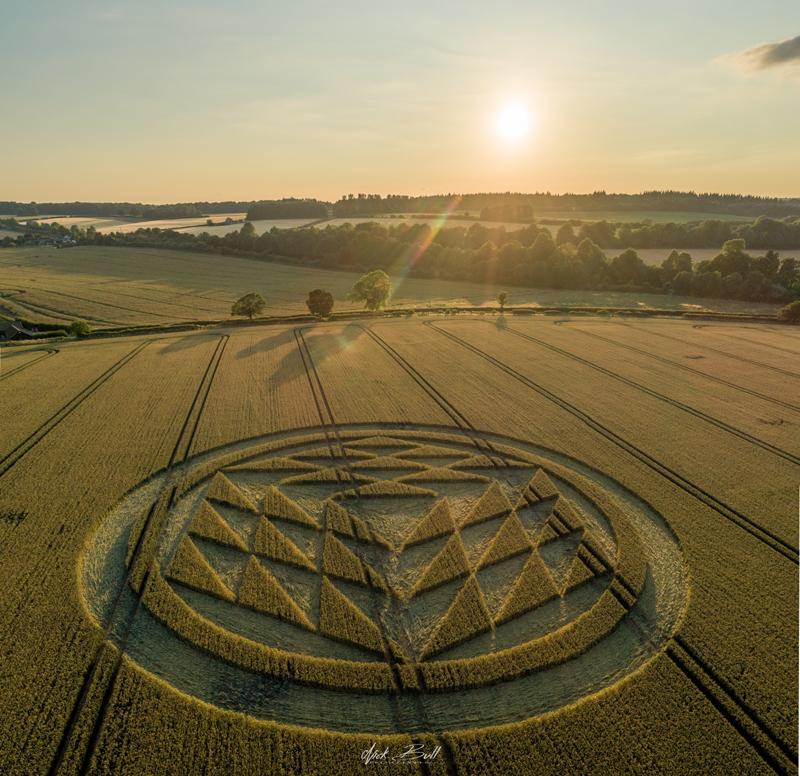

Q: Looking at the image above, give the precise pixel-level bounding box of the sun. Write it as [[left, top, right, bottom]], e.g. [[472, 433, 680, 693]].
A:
[[495, 101, 532, 144]]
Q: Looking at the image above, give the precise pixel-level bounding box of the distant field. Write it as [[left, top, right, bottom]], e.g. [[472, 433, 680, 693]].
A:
[[0, 315, 796, 773], [532, 209, 756, 224], [178, 217, 318, 237], [99, 213, 248, 234], [0, 246, 783, 329]]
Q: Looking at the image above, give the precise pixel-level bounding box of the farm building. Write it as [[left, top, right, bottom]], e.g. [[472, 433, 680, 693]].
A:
[[0, 320, 36, 341]]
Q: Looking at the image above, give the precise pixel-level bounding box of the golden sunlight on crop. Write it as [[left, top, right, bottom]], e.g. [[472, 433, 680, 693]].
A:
[[494, 100, 533, 145]]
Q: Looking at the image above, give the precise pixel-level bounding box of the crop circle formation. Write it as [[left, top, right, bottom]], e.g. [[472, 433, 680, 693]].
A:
[[82, 425, 687, 734]]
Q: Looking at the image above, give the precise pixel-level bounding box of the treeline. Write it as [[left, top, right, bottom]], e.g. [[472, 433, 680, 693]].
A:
[[332, 191, 800, 219], [0, 201, 258, 219], [245, 199, 329, 220], [14, 219, 796, 304]]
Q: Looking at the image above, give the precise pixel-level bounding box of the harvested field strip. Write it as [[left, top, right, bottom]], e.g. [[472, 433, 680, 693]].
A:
[[17, 287, 190, 323], [425, 322, 799, 563], [497, 321, 799, 464], [666, 638, 795, 773], [48, 336, 230, 775], [0, 341, 151, 478], [1, 291, 114, 325], [622, 321, 800, 378], [0, 348, 57, 382], [560, 321, 800, 413]]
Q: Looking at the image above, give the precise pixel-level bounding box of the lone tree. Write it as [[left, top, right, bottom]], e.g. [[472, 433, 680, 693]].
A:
[[497, 292, 507, 312], [231, 293, 266, 320], [348, 269, 391, 311], [68, 319, 91, 338], [306, 289, 334, 318], [778, 299, 800, 323]]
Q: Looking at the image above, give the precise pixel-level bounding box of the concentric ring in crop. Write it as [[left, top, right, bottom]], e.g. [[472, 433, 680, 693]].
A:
[[82, 425, 688, 734]]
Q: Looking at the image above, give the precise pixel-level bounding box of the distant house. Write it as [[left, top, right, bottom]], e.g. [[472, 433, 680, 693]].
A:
[[0, 320, 37, 341]]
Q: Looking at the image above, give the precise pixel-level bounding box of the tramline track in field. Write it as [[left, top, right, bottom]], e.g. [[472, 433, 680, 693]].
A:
[[47, 335, 229, 776], [295, 327, 454, 776], [553, 320, 800, 413], [0, 347, 58, 383], [421, 320, 798, 775], [425, 321, 798, 563], [426, 322, 797, 773], [615, 320, 800, 379], [0, 341, 151, 479], [477, 320, 799, 465]]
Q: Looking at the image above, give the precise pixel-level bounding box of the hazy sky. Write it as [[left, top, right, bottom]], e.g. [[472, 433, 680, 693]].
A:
[[1, 1, 798, 202]]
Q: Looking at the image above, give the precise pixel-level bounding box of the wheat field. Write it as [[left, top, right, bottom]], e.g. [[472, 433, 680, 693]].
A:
[[0, 246, 785, 329], [0, 313, 796, 775]]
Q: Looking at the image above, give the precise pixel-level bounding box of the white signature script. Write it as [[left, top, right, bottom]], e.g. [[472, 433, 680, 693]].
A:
[[361, 742, 442, 766]]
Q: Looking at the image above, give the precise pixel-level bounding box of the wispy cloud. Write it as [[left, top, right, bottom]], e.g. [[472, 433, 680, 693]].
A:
[[724, 34, 800, 73]]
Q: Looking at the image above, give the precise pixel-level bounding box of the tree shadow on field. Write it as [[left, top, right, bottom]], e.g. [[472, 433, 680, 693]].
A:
[[300, 323, 365, 371], [160, 332, 220, 353], [229, 323, 365, 390], [496, 314, 508, 330], [235, 328, 295, 359]]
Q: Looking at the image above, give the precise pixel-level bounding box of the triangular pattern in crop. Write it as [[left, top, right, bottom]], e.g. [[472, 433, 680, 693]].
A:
[[527, 469, 560, 501], [224, 457, 319, 474], [263, 486, 318, 528], [403, 499, 455, 548], [477, 512, 531, 569], [347, 435, 415, 450], [413, 533, 470, 596], [166, 535, 235, 602], [401, 444, 467, 459], [351, 455, 426, 472], [537, 522, 560, 546], [206, 472, 259, 514], [189, 500, 247, 551], [238, 556, 313, 628], [322, 532, 367, 585], [419, 575, 492, 659], [561, 557, 596, 595], [337, 481, 436, 499], [450, 455, 531, 471], [253, 517, 315, 571], [323, 500, 353, 537], [399, 467, 490, 484], [461, 482, 513, 528], [495, 552, 558, 624], [538, 530, 584, 588], [318, 577, 384, 655]]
